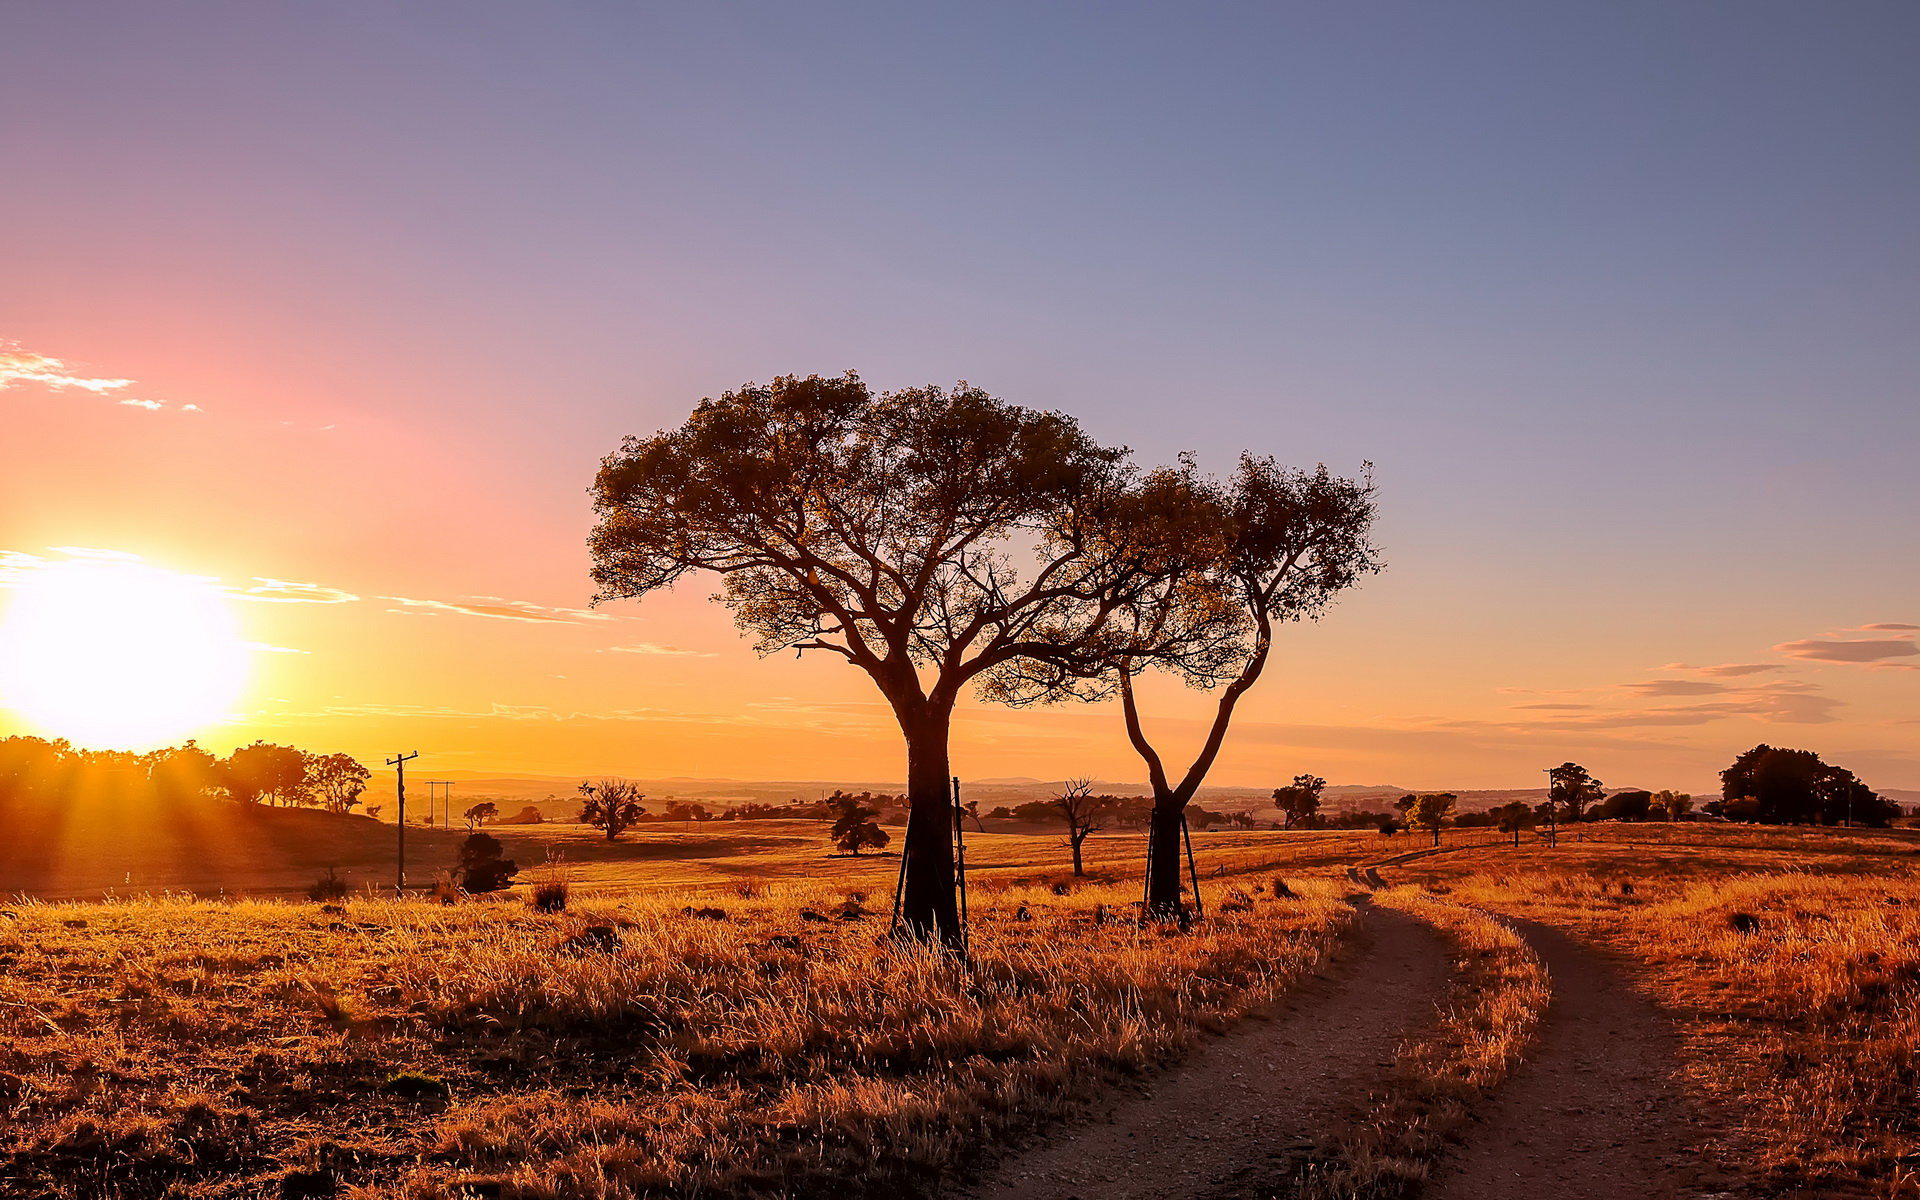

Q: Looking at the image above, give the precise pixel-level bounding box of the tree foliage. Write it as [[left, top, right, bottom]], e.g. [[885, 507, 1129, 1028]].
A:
[[828, 795, 890, 856], [1719, 745, 1897, 826], [1548, 762, 1605, 824], [578, 778, 647, 841], [1272, 773, 1327, 829]]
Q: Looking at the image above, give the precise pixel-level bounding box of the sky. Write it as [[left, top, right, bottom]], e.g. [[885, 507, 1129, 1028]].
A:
[[1, 1, 1916, 792]]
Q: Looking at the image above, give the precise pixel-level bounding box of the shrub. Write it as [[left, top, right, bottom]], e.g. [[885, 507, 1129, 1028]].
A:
[[530, 880, 569, 913], [307, 867, 350, 903], [457, 834, 518, 894]]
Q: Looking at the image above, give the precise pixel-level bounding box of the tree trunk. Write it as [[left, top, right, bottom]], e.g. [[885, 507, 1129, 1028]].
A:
[[898, 714, 961, 948], [1070, 836, 1085, 877], [1144, 795, 1186, 919]]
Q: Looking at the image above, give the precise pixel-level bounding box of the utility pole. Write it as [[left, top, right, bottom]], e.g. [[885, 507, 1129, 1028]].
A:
[[1543, 766, 1558, 849], [425, 781, 454, 829], [388, 751, 419, 892]]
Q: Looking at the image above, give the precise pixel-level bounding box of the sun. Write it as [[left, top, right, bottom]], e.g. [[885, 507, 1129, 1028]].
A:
[[0, 557, 249, 750]]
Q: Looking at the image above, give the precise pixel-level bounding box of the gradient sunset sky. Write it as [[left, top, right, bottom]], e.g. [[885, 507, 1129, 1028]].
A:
[[3, 2, 1915, 791]]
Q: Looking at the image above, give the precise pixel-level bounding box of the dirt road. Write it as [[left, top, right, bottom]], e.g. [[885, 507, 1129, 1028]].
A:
[[962, 902, 1450, 1200]]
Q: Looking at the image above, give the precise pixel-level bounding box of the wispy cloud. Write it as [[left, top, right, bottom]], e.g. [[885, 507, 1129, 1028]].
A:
[[1621, 679, 1730, 698], [0, 343, 199, 413], [1775, 638, 1918, 664], [383, 595, 608, 623], [1659, 662, 1782, 678], [231, 578, 361, 605], [243, 642, 310, 655], [604, 642, 713, 657]]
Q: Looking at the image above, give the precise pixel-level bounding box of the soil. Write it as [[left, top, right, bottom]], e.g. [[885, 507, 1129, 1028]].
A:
[[1425, 919, 1732, 1200], [962, 900, 1451, 1200]]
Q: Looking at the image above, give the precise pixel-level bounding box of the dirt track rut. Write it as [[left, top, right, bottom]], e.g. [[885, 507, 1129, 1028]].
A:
[[1424, 918, 1715, 1200], [961, 902, 1450, 1200]]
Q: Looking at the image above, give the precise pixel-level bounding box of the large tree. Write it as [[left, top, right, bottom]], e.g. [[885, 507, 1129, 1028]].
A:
[[1721, 744, 1897, 827], [1548, 762, 1604, 825], [1104, 457, 1379, 918], [589, 374, 1168, 945], [1272, 773, 1327, 829]]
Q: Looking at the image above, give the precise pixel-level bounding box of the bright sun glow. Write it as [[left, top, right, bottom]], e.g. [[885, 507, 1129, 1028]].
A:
[[0, 558, 248, 750]]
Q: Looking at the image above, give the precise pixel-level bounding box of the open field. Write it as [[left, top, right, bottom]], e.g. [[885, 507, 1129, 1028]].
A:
[[6, 817, 1920, 1197]]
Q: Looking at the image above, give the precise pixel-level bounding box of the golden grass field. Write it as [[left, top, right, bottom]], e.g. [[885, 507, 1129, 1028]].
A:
[[4, 815, 1918, 1198]]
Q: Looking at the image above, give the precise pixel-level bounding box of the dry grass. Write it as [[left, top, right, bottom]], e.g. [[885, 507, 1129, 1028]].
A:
[[0, 875, 1354, 1198], [1398, 825, 1920, 1198], [1292, 889, 1549, 1199]]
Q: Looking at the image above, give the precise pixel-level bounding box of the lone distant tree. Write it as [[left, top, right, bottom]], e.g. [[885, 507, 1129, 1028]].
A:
[[305, 752, 371, 814], [1272, 773, 1327, 830], [1409, 793, 1455, 845], [457, 833, 517, 893], [1103, 458, 1380, 918], [1494, 800, 1535, 847], [578, 778, 646, 841], [829, 795, 890, 856], [1653, 790, 1693, 821], [222, 742, 309, 806], [1053, 777, 1103, 876], [463, 801, 499, 831], [591, 373, 1190, 946], [1548, 762, 1605, 826]]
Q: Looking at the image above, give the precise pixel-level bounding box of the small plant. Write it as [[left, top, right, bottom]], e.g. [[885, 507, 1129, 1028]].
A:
[[457, 833, 518, 894], [307, 867, 349, 903], [530, 880, 569, 913], [381, 1070, 450, 1100]]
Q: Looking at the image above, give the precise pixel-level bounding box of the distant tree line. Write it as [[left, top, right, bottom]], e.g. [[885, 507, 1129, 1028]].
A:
[[0, 735, 371, 814]]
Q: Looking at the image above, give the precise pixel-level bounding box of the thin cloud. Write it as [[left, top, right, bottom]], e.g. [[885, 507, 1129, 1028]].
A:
[[0, 347, 132, 395], [233, 578, 361, 605], [1508, 703, 1595, 711], [1660, 662, 1782, 678], [0, 343, 195, 412], [383, 595, 609, 624], [1621, 679, 1729, 697], [1775, 638, 1918, 664], [243, 642, 310, 655], [1854, 623, 1920, 632], [605, 642, 714, 657]]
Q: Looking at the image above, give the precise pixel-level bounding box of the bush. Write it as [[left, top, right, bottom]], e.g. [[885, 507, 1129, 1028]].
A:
[[530, 880, 569, 913], [457, 833, 518, 894], [307, 867, 349, 903]]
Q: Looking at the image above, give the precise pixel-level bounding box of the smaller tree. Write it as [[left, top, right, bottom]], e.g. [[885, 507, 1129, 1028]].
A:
[[464, 801, 499, 831], [578, 779, 646, 841], [1493, 800, 1535, 847], [1377, 815, 1402, 837], [305, 752, 371, 814], [1597, 789, 1653, 822], [222, 741, 310, 806], [457, 833, 518, 893], [829, 795, 890, 856], [1272, 773, 1327, 830], [1054, 778, 1103, 877], [1652, 790, 1692, 821], [1549, 762, 1604, 828], [1409, 793, 1455, 846]]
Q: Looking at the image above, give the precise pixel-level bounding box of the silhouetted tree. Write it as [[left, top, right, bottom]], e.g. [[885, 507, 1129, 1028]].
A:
[[223, 742, 309, 806], [143, 740, 217, 802], [1548, 762, 1604, 826], [1494, 800, 1535, 847], [457, 833, 517, 893], [1409, 793, 1455, 845], [590, 373, 1181, 946], [1653, 790, 1693, 821], [1272, 773, 1327, 829], [829, 795, 890, 855], [578, 778, 646, 841], [1101, 457, 1380, 918], [463, 801, 499, 830], [1597, 789, 1653, 822], [1053, 777, 1103, 876], [305, 752, 370, 814]]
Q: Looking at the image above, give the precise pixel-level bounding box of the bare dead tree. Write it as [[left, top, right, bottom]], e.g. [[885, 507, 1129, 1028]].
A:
[[1054, 777, 1102, 876]]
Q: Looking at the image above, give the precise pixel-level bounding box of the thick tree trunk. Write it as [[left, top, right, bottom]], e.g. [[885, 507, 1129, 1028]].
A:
[[898, 714, 962, 948], [1144, 795, 1186, 919], [1070, 836, 1085, 877]]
